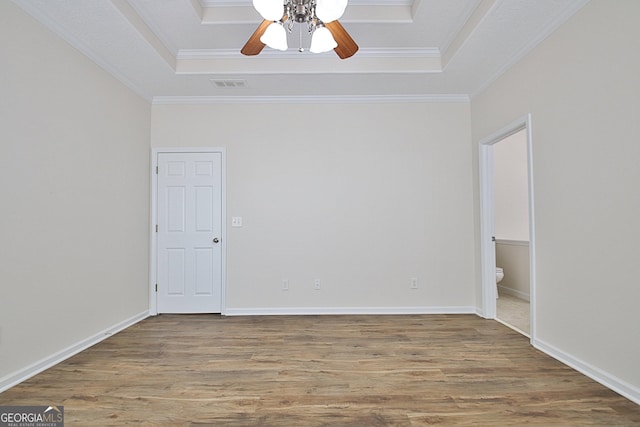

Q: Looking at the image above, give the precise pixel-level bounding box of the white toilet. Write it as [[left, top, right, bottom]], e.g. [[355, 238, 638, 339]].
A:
[[495, 267, 504, 298]]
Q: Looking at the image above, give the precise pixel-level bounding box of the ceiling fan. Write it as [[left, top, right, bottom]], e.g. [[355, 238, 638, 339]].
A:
[[241, 0, 359, 59]]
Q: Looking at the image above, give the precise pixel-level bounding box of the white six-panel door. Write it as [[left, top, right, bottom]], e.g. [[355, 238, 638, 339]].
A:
[[157, 152, 222, 313]]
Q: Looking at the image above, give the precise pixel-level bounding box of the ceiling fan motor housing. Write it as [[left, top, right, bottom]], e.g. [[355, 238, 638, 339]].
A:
[[293, 0, 312, 23]]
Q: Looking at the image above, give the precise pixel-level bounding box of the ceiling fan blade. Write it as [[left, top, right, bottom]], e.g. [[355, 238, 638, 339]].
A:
[[325, 20, 358, 59], [241, 19, 271, 56]]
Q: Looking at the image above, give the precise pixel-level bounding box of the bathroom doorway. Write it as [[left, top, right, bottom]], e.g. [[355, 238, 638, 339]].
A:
[[494, 129, 530, 336], [479, 115, 536, 340]]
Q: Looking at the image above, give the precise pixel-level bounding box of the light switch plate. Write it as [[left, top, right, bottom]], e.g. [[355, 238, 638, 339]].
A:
[[231, 217, 242, 227]]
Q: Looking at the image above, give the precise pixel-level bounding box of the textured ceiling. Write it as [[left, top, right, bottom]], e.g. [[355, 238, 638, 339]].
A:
[[12, 0, 589, 101]]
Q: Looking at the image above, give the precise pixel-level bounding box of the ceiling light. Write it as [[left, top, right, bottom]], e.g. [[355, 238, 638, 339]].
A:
[[315, 0, 347, 24], [252, 0, 284, 22], [309, 25, 337, 53], [251, 0, 348, 54], [260, 22, 288, 51]]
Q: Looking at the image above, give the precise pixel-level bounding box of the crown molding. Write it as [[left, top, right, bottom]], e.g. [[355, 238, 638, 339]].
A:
[[177, 47, 439, 60], [152, 94, 469, 105], [198, 1, 414, 23], [199, 0, 413, 7]]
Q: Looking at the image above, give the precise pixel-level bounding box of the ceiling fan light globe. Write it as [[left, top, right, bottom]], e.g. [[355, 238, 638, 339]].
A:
[[252, 0, 284, 21], [309, 26, 337, 53], [260, 22, 288, 51], [315, 0, 348, 23]]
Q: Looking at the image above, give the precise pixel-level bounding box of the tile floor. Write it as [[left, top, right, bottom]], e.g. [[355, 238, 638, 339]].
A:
[[496, 293, 530, 336]]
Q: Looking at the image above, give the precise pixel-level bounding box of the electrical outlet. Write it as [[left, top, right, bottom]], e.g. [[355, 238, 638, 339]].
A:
[[314, 279, 321, 290], [282, 279, 289, 291], [410, 277, 419, 289], [231, 217, 243, 227]]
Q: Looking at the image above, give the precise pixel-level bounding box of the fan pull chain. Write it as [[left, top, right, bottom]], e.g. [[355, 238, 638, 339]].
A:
[[298, 24, 304, 52]]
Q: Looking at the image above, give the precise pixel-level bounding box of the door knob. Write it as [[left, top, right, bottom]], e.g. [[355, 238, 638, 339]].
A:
[[213, 237, 220, 243]]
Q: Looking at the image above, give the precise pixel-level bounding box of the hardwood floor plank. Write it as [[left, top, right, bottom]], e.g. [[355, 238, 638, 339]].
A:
[[1, 314, 638, 426]]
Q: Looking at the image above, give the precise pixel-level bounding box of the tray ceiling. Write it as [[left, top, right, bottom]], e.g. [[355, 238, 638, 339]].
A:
[[13, 0, 589, 101]]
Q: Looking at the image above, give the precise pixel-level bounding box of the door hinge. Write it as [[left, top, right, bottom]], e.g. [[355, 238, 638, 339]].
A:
[[155, 224, 158, 232], [155, 283, 158, 292], [156, 166, 158, 174]]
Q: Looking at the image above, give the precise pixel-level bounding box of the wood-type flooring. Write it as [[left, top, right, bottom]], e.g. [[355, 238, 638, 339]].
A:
[[1, 314, 638, 426]]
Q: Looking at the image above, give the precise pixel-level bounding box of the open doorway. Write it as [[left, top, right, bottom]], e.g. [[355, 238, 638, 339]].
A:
[[479, 114, 536, 340], [494, 130, 530, 335]]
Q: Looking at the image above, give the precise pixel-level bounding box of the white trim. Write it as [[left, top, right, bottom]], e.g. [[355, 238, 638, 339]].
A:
[[224, 306, 477, 316], [478, 138, 496, 319], [152, 94, 470, 105], [478, 114, 536, 343], [525, 118, 537, 341], [533, 338, 640, 405], [176, 47, 440, 60], [200, 0, 413, 6], [0, 311, 149, 393], [149, 149, 158, 315], [150, 147, 227, 316]]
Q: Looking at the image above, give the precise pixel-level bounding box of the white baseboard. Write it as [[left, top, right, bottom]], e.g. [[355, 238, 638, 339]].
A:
[[498, 285, 530, 301], [0, 310, 149, 393], [223, 306, 477, 316], [533, 338, 639, 405]]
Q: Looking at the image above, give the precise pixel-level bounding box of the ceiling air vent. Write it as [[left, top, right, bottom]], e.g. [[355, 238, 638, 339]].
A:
[[210, 79, 248, 88]]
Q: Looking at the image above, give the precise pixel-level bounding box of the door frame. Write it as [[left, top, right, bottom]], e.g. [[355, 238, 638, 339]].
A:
[[149, 147, 227, 315], [478, 114, 536, 340]]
